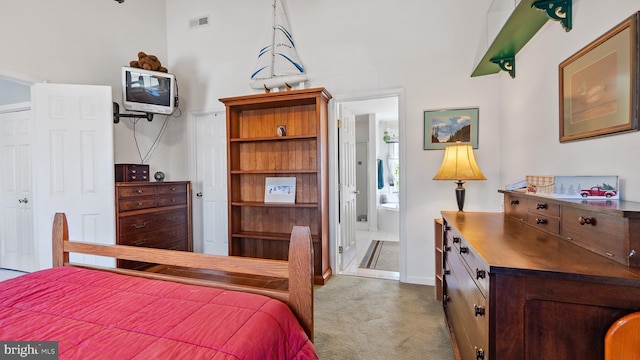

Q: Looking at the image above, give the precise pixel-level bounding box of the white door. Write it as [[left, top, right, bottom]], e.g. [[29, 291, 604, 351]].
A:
[[34, 83, 115, 269], [0, 107, 37, 272], [338, 104, 357, 271], [194, 111, 228, 255]]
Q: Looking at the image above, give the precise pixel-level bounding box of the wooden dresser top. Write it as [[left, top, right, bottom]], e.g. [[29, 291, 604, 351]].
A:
[[441, 211, 640, 283]]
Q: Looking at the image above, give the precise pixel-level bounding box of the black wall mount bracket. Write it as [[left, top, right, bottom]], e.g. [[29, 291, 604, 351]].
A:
[[113, 102, 154, 123]]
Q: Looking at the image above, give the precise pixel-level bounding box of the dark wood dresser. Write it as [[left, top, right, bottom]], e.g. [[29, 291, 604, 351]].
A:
[[441, 191, 640, 360], [115, 181, 192, 270]]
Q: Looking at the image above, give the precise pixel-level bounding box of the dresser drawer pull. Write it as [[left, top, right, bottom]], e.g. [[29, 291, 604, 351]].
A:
[[474, 304, 485, 317], [444, 225, 451, 231], [131, 239, 147, 246], [131, 222, 147, 229], [443, 294, 450, 303], [475, 346, 485, 360], [476, 268, 486, 279], [444, 245, 451, 252], [137, 190, 144, 194], [536, 218, 547, 225], [578, 216, 595, 225], [444, 270, 451, 275], [452, 237, 460, 244], [460, 246, 469, 254], [536, 203, 547, 210], [510, 199, 519, 205], [131, 170, 137, 173], [168, 231, 178, 237], [170, 187, 177, 191]]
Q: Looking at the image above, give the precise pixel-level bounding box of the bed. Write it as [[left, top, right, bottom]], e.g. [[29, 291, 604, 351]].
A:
[[0, 213, 317, 359]]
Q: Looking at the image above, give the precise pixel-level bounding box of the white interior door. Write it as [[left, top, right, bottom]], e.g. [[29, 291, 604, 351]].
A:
[[194, 111, 228, 255], [0, 107, 37, 272], [34, 83, 115, 269], [338, 104, 357, 271]]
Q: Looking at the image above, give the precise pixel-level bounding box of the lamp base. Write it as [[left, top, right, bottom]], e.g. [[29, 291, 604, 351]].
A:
[[455, 180, 466, 211]]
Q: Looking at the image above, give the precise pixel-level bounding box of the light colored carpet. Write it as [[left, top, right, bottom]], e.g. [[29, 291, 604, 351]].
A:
[[314, 275, 455, 360], [359, 240, 399, 271]]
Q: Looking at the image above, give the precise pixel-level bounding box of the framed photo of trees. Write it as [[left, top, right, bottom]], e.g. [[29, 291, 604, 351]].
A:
[[423, 107, 479, 150]]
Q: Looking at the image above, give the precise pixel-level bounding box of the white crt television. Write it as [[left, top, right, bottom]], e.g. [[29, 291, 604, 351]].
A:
[[121, 66, 176, 115]]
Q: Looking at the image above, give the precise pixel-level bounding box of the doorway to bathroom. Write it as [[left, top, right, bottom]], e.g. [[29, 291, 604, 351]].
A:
[[336, 93, 401, 280]]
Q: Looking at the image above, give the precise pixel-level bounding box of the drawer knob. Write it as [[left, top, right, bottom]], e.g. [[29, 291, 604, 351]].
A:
[[137, 190, 143, 194], [536, 203, 547, 210], [453, 237, 460, 244], [444, 245, 451, 252], [474, 304, 485, 317], [578, 216, 595, 225], [475, 346, 485, 359], [510, 199, 519, 205], [443, 294, 450, 303], [459, 246, 469, 254], [476, 268, 486, 279], [536, 218, 547, 225]]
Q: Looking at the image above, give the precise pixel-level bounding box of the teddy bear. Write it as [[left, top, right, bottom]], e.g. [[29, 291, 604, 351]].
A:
[[129, 51, 168, 73]]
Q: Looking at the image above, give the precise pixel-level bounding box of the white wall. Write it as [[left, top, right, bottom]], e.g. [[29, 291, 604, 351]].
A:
[[10, 1, 631, 285], [500, 2, 640, 201], [166, 0, 501, 284], [0, 0, 176, 179]]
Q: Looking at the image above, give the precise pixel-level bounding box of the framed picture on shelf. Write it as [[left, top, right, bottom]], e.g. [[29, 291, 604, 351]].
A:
[[423, 107, 478, 150], [264, 177, 296, 203], [559, 12, 639, 142]]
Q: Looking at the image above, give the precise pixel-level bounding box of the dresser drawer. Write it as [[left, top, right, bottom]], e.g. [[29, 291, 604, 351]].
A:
[[119, 209, 188, 237], [157, 183, 188, 196], [118, 198, 158, 212], [446, 228, 489, 296], [526, 214, 560, 236], [527, 198, 560, 217], [157, 195, 187, 207], [505, 193, 528, 222], [561, 206, 628, 264], [119, 225, 187, 249], [445, 255, 489, 360], [118, 185, 157, 199]]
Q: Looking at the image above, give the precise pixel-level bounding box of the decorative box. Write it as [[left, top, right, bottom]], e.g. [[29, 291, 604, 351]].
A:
[[526, 175, 619, 199], [115, 164, 150, 182]]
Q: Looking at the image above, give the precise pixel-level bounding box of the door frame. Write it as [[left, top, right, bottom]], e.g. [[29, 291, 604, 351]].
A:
[[0, 68, 45, 271], [329, 88, 406, 282]]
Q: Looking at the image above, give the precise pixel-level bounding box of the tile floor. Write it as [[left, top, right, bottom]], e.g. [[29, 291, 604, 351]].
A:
[[339, 221, 400, 280]]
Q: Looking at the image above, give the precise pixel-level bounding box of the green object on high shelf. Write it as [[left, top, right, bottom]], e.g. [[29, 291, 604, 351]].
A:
[[471, 0, 572, 78]]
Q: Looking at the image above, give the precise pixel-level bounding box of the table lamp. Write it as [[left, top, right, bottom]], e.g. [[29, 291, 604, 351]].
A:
[[433, 142, 486, 211]]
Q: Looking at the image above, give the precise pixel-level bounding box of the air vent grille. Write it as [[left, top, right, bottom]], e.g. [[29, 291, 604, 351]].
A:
[[189, 16, 210, 29]]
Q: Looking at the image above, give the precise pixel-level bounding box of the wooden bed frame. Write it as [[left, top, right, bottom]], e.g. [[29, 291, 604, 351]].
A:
[[51, 212, 315, 340]]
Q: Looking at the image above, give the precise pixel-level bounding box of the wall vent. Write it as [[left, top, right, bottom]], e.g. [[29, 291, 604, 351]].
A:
[[189, 16, 210, 29]]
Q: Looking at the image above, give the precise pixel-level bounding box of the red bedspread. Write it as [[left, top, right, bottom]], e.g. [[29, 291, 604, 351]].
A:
[[0, 267, 318, 359]]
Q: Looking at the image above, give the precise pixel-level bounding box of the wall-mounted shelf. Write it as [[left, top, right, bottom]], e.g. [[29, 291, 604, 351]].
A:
[[471, 0, 572, 78]]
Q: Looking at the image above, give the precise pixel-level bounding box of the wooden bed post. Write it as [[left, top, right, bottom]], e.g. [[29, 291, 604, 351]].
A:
[[52, 213, 69, 267], [288, 225, 314, 341]]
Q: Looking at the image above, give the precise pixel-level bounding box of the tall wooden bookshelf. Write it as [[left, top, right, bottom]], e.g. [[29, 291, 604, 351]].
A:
[[219, 88, 332, 285]]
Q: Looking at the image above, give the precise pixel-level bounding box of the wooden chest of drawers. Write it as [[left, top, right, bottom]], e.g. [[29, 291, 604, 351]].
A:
[[441, 194, 640, 359], [503, 190, 640, 267], [115, 181, 192, 270]]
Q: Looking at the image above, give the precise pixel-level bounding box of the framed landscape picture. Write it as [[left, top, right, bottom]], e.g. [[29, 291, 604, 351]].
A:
[[424, 107, 479, 150], [559, 12, 639, 142]]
